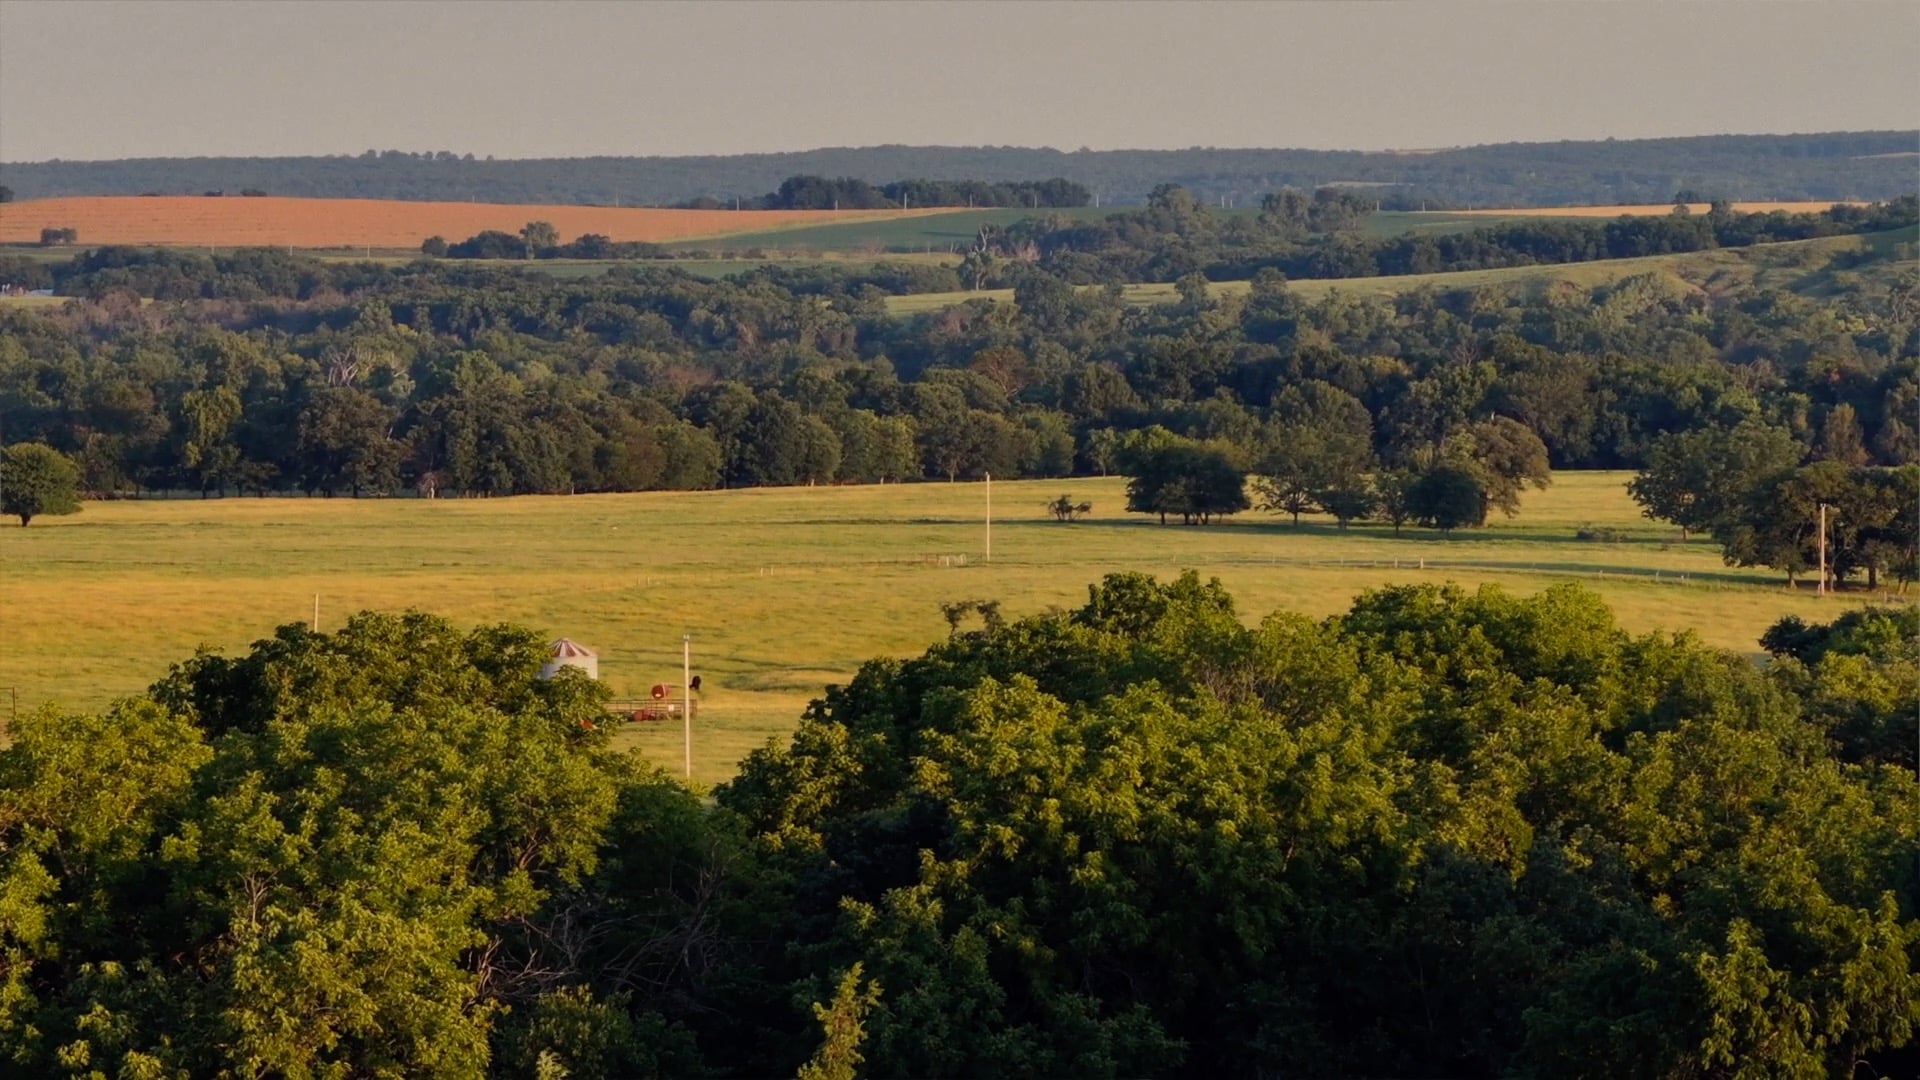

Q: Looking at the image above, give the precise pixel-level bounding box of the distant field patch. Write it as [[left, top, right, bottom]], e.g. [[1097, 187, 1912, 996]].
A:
[[0, 196, 949, 251], [1443, 201, 1859, 218]]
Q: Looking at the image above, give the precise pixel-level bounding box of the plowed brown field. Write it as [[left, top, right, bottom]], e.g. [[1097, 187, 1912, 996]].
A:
[[1449, 201, 1858, 217], [0, 196, 945, 250]]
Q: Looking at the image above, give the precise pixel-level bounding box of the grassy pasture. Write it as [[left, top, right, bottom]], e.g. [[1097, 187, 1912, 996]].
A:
[[0, 473, 1880, 785]]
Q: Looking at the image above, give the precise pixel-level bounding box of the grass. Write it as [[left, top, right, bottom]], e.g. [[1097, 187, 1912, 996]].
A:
[[0, 473, 1888, 786]]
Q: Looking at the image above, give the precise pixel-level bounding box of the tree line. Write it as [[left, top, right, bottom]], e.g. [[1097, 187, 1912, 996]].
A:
[[0, 235, 1912, 539], [389, 192, 1917, 291], [973, 189, 1917, 285], [1630, 416, 1919, 590], [2, 577, 1913, 1075], [675, 174, 1092, 211], [5, 130, 1915, 207]]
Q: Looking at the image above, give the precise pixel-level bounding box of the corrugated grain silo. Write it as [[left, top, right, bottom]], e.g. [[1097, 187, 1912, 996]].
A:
[[539, 638, 599, 681]]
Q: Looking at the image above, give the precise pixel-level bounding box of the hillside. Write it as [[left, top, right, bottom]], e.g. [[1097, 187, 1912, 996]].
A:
[[3, 131, 1914, 208], [882, 226, 1920, 314]]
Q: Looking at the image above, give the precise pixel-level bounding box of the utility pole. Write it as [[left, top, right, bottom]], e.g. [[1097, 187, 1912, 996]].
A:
[[312, 593, 319, 631], [682, 633, 693, 781], [985, 472, 992, 563]]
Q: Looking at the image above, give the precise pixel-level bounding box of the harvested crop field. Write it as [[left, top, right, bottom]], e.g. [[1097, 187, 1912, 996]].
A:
[[0, 196, 944, 250], [1446, 201, 1857, 218]]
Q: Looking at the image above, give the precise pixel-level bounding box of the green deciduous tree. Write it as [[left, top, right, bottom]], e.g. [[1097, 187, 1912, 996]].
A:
[[521, 220, 560, 258], [295, 386, 401, 496], [1406, 464, 1488, 533], [0, 442, 82, 526], [1124, 441, 1248, 524], [1448, 415, 1552, 516], [1629, 419, 1803, 539]]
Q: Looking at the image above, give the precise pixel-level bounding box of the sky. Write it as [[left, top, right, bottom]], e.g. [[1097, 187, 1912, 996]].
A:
[[1, 0, 1916, 162]]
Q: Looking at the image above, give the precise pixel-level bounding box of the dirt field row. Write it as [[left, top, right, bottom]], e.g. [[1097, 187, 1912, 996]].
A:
[[0, 196, 942, 250]]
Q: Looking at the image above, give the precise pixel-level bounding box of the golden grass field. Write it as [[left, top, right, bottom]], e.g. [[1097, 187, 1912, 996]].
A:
[[0, 196, 944, 250], [0, 473, 1886, 785]]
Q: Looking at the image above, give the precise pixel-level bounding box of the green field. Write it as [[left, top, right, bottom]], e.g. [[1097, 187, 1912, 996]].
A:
[[0, 472, 1881, 784]]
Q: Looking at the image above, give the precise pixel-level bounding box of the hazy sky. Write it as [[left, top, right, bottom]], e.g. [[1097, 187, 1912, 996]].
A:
[[1, 0, 1916, 162]]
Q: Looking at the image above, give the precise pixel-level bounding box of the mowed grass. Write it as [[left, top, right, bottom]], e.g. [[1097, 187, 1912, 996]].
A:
[[0, 473, 1884, 784]]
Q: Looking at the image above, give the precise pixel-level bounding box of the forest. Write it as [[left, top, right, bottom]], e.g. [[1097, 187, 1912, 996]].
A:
[[1, 201, 1916, 583], [3, 130, 1915, 207], [985, 192, 1917, 285], [1, 576, 1913, 1076], [672, 175, 1093, 211]]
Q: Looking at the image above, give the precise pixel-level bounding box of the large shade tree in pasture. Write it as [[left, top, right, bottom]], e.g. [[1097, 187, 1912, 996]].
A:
[[0, 441, 82, 526]]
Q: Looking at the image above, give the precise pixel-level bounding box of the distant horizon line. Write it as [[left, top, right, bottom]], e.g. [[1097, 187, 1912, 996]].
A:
[[4, 128, 1915, 168]]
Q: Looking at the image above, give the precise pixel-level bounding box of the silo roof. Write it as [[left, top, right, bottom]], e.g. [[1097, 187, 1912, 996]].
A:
[[549, 638, 597, 659]]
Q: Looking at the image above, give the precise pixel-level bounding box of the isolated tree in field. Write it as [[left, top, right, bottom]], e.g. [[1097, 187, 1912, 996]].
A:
[[1126, 442, 1247, 525], [420, 234, 448, 257], [0, 184, 13, 202], [0, 442, 83, 526], [1046, 494, 1092, 522]]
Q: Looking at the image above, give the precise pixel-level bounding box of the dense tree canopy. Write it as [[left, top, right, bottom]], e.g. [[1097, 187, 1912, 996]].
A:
[[1, 578, 1914, 1076], [0, 210, 1912, 537]]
